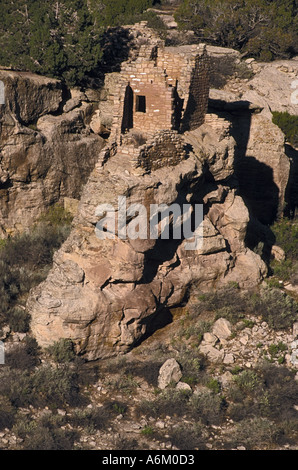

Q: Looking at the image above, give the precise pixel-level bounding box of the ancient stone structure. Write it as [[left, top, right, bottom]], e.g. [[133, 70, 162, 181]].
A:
[[113, 41, 210, 139], [99, 32, 210, 174]]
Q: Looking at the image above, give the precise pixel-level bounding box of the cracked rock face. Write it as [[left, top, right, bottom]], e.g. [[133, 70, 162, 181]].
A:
[[27, 120, 268, 360], [0, 69, 105, 236]]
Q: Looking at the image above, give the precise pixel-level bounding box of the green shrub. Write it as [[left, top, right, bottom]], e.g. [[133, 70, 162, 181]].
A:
[[230, 365, 243, 376], [272, 111, 298, 148], [137, 389, 191, 419], [265, 277, 282, 289], [70, 401, 126, 431], [141, 425, 154, 437], [179, 319, 211, 343], [0, 364, 82, 409], [38, 204, 73, 227], [190, 391, 226, 425], [8, 307, 30, 333], [268, 342, 287, 358], [47, 339, 76, 363], [5, 338, 40, 371], [227, 417, 281, 450], [120, 360, 163, 388], [270, 219, 298, 281], [271, 219, 298, 261], [168, 422, 207, 450], [0, 368, 34, 408], [191, 285, 248, 324], [250, 288, 298, 330], [0, 396, 16, 430], [18, 413, 78, 450], [178, 349, 207, 386], [190, 283, 297, 330], [72, 356, 101, 387], [141, 10, 168, 35], [107, 374, 140, 395], [0, 0, 158, 86], [227, 363, 298, 433], [32, 365, 81, 408], [0, 205, 73, 332], [233, 370, 262, 395], [69, 406, 110, 431], [175, 0, 297, 61], [206, 378, 221, 394], [258, 364, 298, 422]]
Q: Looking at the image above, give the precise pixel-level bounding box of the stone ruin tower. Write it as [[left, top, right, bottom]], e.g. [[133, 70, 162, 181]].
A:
[[101, 27, 210, 171]]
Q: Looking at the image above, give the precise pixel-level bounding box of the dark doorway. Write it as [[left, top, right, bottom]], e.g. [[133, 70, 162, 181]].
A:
[[121, 85, 133, 133]]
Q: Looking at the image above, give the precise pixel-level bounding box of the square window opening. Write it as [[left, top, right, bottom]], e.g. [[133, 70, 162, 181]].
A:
[[136, 95, 146, 113]]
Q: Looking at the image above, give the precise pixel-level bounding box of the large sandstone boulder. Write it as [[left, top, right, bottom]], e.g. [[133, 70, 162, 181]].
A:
[[0, 69, 63, 124]]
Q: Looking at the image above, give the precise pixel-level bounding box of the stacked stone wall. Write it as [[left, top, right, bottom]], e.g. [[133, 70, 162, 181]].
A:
[[121, 60, 174, 134], [181, 51, 210, 131], [136, 130, 187, 172], [110, 37, 210, 143]]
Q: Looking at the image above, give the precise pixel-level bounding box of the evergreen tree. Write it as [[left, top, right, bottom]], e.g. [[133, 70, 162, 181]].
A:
[[174, 0, 298, 60], [0, 0, 156, 85]]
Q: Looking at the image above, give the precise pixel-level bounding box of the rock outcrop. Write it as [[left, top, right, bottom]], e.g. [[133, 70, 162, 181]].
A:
[[0, 70, 105, 236], [209, 91, 291, 226], [209, 54, 298, 223], [27, 113, 268, 360], [241, 58, 298, 118]]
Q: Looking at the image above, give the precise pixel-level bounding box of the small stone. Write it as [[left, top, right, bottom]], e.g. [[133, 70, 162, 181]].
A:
[[223, 353, 235, 364], [203, 332, 218, 345], [63, 98, 81, 113], [176, 381, 192, 392], [212, 318, 232, 341], [158, 358, 182, 389], [156, 420, 165, 429], [219, 371, 233, 389], [271, 245, 285, 262], [0, 325, 10, 340], [199, 344, 225, 363], [240, 334, 249, 345]]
